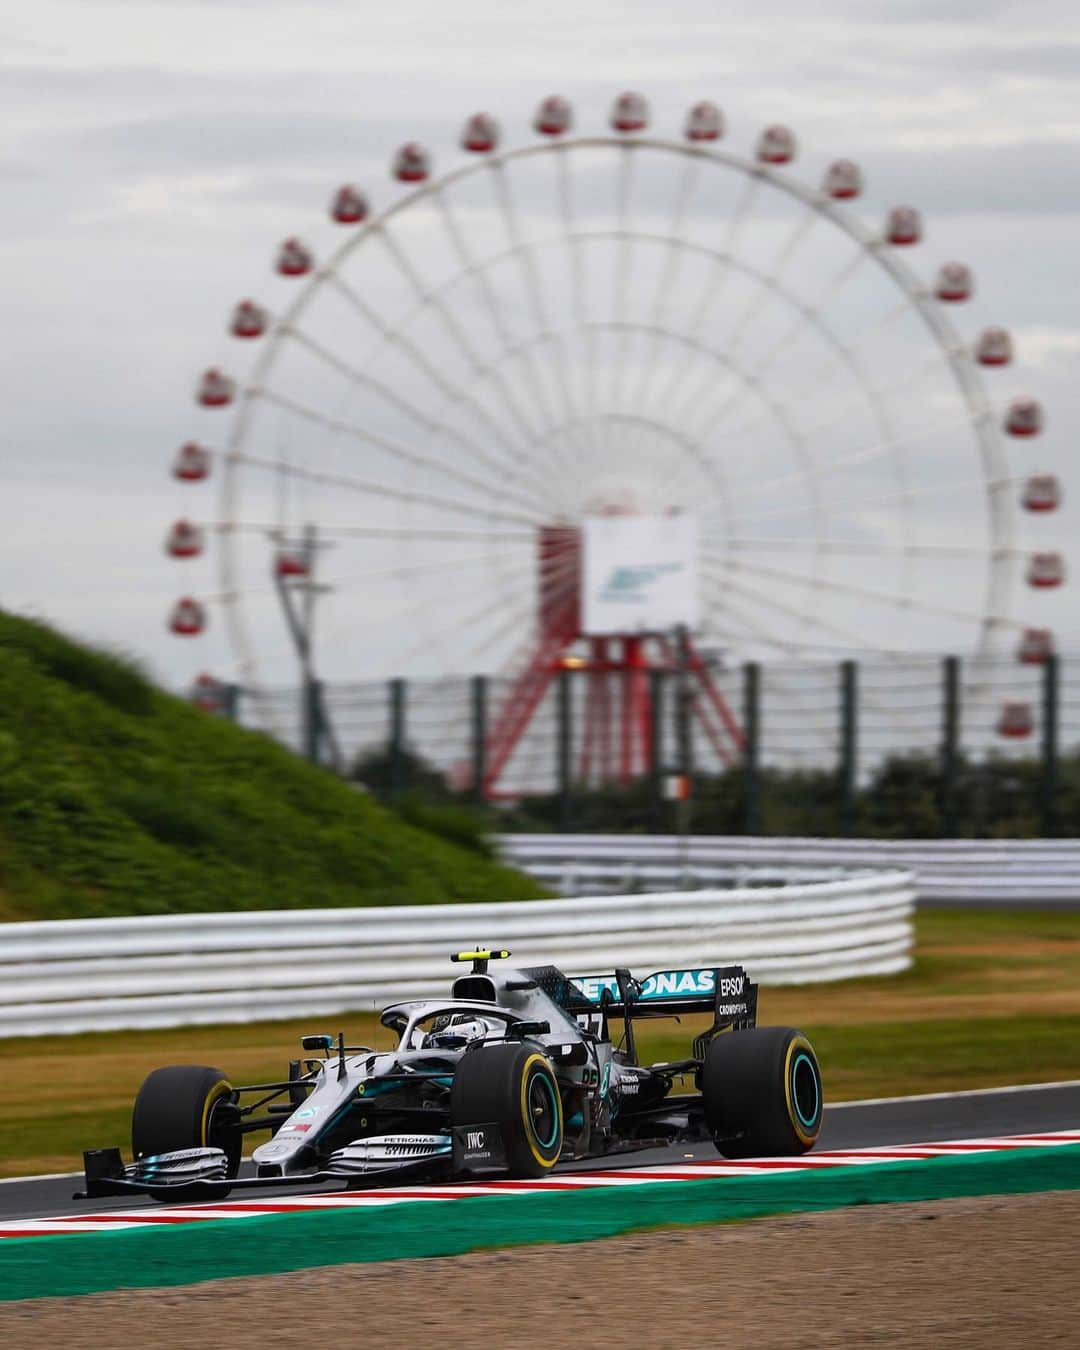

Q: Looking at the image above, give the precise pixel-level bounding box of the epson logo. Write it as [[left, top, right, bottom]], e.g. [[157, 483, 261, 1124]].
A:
[[719, 976, 744, 997], [466, 1130, 485, 1150]]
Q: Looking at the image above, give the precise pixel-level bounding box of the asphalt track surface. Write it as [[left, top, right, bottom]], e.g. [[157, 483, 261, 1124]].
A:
[[2, 1080, 1078, 1224]]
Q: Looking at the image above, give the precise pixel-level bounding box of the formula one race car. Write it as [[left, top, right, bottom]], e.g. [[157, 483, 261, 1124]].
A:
[[78, 950, 823, 1202]]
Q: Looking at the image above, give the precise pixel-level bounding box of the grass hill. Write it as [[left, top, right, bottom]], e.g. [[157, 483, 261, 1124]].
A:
[[0, 611, 545, 921]]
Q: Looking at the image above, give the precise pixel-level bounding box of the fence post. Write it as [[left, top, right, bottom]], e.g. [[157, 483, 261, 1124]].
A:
[[222, 682, 240, 723], [557, 668, 573, 831], [941, 655, 960, 837], [302, 677, 319, 764], [1042, 653, 1059, 837], [743, 661, 761, 835], [388, 677, 406, 800], [470, 675, 488, 804], [649, 668, 665, 831], [839, 659, 858, 835]]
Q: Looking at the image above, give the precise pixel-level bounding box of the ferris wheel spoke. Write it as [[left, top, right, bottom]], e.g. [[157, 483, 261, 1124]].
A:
[[707, 406, 984, 513], [396, 564, 536, 673], [282, 318, 550, 495], [434, 190, 583, 486], [703, 563, 887, 654], [717, 210, 819, 359], [376, 223, 550, 452], [708, 548, 1022, 632], [738, 470, 1026, 532], [608, 143, 639, 413], [645, 174, 761, 418], [230, 441, 544, 528], [324, 270, 535, 466], [436, 185, 561, 446], [722, 535, 1039, 560], [486, 163, 596, 476], [666, 239, 869, 438], [252, 386, 554, 522], [706, 342, 944, 470], [207, 519, 535, 543]]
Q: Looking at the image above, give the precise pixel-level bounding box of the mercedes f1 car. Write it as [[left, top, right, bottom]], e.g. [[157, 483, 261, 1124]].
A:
[[78, 950, 823, 1202]]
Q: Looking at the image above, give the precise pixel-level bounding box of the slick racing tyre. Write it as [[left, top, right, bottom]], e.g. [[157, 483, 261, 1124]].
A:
[[452, 1043, 563, 1178], [702, 1027, 822, 1157], [132, 1064, 241, 1199]]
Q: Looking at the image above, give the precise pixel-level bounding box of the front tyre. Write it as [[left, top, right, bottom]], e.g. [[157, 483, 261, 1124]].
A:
[[702, 1027, 822, 1157], [452, 1043, 563, 1178], [131, 1064, 240, 1199]]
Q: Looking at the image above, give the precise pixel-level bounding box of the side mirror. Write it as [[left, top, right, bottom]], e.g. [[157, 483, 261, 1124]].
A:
[[301, 1034, 333, 1053], [510, 1019, 550, 1039]]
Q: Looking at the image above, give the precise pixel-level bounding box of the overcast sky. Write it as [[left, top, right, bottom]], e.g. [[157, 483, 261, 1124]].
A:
[[2, 0, 1078, 697]]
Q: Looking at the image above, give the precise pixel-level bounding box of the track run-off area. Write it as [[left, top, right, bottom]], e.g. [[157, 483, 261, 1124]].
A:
[[0, 1082, 1077, 1300]]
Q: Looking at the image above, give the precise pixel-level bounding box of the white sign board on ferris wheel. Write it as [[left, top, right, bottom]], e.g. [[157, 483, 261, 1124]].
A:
[[582, 515, 700, 636]]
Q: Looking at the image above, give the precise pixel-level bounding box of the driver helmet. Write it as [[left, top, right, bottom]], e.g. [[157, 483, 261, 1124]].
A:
[[422, 1012, 504, 1050]]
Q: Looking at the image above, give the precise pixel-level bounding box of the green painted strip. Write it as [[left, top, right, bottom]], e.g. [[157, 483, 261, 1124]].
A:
[[2, 1144, 1078, 1303]]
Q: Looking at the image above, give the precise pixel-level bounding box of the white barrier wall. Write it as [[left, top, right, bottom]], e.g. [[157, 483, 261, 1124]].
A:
[[0, 872, 914, 1037], [499, 835, 1080, 905]]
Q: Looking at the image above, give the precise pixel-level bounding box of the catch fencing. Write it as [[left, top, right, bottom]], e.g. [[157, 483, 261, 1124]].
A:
[[500, 834, 1080, 906], [0, 872, 913, 1037]]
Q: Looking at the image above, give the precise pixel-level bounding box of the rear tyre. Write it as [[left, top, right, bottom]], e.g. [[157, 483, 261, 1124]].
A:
[[451, 1043, 563, 1178], [131, 1064, 240, 1200], [702, 1027, 822, 1157]]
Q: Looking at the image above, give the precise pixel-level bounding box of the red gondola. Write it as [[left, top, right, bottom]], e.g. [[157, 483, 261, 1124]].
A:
[[461, 112, 499, 153], [275, 550, 310, 579], [393, 143, 431, 182], [684, 101, 723, 142], [1027, 552, 1065, 588], [823, 159, 861, 199], [885, 206, 921, 246], [276, 238, 313, 277], [196, 368, 234, 408], [610, 91, 649, 133], [169, 597, 206, 637], [331, 185, 369, 224], [997, 702, 1033, 738], [534, 95, 572, 136], [1005, 397, 1044, 437], [1022, 474, 1061, 513], [165, 519, 204, 559], [1017, 628, 1054, 665], [190, 672, 225, 712], [230, 299, 267, 339], [935, 262, 972, 302], [756, 125, 796, 164], [975, 326, 1012, 367], [172, 442, 211, 482]]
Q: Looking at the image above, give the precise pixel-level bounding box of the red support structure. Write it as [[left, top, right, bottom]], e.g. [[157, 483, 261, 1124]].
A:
[[482, 525, 744, 796]]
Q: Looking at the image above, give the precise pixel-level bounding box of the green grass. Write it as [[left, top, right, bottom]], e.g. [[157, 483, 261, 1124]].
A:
[[2, 908, 1079, 1177], [0, 610, 545, 921]]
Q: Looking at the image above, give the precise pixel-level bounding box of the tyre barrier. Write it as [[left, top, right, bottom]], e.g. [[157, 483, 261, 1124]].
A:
[[499, 834, 1080, 906], [0, 871, 913, 1037]]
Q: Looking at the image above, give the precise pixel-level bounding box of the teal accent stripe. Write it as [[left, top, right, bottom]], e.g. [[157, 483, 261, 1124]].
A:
[[791, 1053, 820, 1128], [0, 1144, 1077, 1303]]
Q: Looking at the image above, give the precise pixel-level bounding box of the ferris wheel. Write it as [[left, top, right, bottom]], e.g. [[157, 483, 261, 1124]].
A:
[[166, 92, 1064, 788]]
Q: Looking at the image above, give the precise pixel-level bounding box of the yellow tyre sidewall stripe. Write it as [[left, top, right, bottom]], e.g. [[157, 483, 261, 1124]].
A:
[[519, 1053, 562, 1169], [782, 1036, 820, 1147], [200, 1079, 234, 1147]]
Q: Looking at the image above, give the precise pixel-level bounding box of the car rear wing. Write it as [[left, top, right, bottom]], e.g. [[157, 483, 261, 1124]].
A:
[[570, 965, 757, 1025]]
